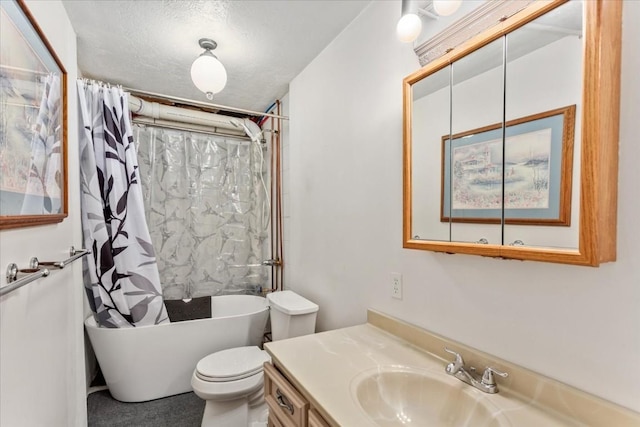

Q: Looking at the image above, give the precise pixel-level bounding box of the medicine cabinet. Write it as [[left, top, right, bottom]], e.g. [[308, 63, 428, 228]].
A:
[[403, 0, 621, 266]]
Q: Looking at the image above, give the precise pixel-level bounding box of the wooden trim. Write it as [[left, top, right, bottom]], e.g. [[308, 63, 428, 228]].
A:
[[593, 0, 622, 263], [0, 214, 66, 230], [404, 239, 503, 258], [402, 0, 621, 266], [402, 79, 414, 246]]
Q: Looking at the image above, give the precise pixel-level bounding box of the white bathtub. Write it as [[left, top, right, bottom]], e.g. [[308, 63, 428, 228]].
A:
[[85, 295, 269, 402]]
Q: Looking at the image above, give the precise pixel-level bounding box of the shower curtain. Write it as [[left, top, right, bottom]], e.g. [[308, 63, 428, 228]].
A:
[[134, 125, 268, 300], [78, 80, 168, 328]]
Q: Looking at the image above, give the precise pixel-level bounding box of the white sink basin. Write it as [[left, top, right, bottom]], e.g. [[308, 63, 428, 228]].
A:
[[351, 367, 511, 427]]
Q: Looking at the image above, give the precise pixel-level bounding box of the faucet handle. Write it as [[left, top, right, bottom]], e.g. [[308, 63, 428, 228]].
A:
[[481, 366, 509, 386], [444, 347, 463, 362], [444, 347, 465, 374]]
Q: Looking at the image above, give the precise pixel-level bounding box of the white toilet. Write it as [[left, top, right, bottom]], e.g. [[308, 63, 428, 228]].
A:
[[191, 290, 319, 427]]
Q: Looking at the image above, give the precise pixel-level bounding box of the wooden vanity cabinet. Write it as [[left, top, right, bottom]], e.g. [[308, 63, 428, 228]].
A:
[[268, 413, 285, 427], [264, 362, 332, 427], [308, 409, 331, 427]]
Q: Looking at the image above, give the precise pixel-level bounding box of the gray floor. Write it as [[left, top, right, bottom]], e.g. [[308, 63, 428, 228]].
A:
[[87, 390, 204, 427]]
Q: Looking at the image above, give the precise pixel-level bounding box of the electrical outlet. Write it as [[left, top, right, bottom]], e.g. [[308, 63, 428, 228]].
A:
[[390, 272, 402, 299]]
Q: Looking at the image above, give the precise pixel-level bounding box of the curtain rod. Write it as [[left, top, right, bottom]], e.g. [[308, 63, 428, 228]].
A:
[[132, 117, 251, 140], [123, 87, 289, 121]]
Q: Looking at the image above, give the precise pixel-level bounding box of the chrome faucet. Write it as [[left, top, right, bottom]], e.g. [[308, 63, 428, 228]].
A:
[[444, 348, 508, 394]]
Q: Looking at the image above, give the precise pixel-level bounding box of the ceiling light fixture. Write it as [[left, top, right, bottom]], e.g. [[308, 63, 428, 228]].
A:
[[397, 0, 422, 43], [190, 38, 227, 100], [397, 0, 463, 43], [432, 0, 462, 17]]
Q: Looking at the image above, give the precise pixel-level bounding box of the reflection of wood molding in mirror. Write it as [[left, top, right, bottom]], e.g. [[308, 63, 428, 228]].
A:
[[403, 0, 622, 266], [414, 1, 536, 67], [0, 0, 68, 230]]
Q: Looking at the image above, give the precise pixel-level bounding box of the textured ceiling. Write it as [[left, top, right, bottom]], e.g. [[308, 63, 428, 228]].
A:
[[62, 0, 371, 113]]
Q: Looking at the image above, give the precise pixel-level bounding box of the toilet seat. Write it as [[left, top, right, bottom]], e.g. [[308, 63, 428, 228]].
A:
[[195, 346, 270, 382], [191, 346, 271, 402]]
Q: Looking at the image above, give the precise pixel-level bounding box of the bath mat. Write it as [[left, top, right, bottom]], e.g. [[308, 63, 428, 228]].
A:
[[164, 297, 211, 322]]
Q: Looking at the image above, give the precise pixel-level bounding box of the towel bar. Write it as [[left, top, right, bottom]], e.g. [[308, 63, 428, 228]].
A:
[[1, 246, 89, 298], [1, 265, 50, 297]]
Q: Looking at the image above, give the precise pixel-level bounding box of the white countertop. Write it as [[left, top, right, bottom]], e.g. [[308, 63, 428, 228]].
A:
[[265, 323, 583, 426]]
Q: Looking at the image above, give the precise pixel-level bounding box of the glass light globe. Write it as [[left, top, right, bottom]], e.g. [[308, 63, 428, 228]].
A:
[[190, 53, 227, 98], [396, 13, 422, 43], [433, 0, 462, 17]]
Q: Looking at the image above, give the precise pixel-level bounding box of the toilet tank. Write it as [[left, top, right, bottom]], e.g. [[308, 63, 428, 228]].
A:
[[267, 291, 319, 341]]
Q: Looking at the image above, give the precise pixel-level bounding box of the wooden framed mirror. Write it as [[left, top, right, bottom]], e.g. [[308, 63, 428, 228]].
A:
[[403, 0, 621, 266]]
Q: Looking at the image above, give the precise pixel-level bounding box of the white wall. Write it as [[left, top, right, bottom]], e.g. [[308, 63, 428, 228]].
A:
[[288, 0, 640, 412], [0, 1, 86, 425]]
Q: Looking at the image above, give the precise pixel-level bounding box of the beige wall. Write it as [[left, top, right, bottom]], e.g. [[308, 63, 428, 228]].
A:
[[288, 0, 640, 412], [0, 1, 86, 425]]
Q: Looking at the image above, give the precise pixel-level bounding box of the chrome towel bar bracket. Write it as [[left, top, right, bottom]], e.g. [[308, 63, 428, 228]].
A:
[[1, 246, 90, 298], [2, 264, 50, 297], [30, 246, 90, 270]]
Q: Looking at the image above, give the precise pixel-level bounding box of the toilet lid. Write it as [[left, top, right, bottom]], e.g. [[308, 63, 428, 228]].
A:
[[196, 346, 270, 382]]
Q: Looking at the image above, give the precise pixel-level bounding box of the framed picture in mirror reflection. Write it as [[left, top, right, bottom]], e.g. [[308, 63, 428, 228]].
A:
[[0, 0, 68, 230], [440, 105, 575, 226]]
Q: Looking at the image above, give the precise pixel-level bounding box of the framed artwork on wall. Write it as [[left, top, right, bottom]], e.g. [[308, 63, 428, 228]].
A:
[[0, 0, 68, 230], [441, 105, 575, 226]]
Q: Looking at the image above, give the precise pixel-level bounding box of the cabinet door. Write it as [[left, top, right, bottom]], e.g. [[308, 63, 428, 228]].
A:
[[264, 362, 309, 427], [448, 37, 505, 245], [503, 1, 583, 250], [268, 413, 286, 427], [308, 409, 331, 427]]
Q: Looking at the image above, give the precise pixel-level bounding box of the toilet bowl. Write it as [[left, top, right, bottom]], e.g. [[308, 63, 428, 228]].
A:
[[191, 291, 319, 427], [191, 346, 271, 427]]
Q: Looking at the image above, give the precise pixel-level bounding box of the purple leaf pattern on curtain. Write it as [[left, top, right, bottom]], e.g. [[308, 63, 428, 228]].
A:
[[134, 125, 268, 299], [78, 80, 168, 328]]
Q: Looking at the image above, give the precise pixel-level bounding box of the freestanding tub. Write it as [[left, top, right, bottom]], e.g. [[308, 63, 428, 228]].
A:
[[85, 295, 269, 402]]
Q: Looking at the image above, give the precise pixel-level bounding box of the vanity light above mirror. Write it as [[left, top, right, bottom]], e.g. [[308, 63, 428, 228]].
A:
[[402, 0, 622, 266]]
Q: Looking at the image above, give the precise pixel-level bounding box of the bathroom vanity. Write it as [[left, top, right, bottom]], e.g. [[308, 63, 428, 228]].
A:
[[264, 310, 640, 426], [264, 362, 330, 427]]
